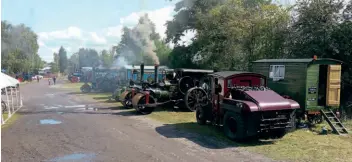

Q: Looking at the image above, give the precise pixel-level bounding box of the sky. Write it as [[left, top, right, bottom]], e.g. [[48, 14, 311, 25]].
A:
[[1, 0, 295, 63]]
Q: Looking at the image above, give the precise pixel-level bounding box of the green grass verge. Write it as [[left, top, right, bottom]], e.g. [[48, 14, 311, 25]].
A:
[[147, 110, 352, 162], [2, 113, 20, 129], [59, 82, 115, 103], [59, 82, 85, 90]]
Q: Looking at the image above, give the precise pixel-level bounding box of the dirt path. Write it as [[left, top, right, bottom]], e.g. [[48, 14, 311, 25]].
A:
[[1, 80, 278, 162]]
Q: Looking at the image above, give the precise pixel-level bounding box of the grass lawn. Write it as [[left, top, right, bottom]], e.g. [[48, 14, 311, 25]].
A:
[[58, 82, 114, 103], [147, 109, 352, 162], [2, 113, 20, 129], [59, 82, 85, 90]]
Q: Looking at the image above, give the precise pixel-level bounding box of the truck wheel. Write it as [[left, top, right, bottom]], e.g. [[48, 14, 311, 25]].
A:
[[223, 111, 246, 141], [196, 107, 206, 125], [271, 129, 286, 139]]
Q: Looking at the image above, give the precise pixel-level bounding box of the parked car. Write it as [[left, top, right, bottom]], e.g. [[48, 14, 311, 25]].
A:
[[32, 75, 44, 80]]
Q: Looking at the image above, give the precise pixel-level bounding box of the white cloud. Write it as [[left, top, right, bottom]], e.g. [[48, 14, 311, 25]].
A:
[[38, 6, 195, 63], [104, 25, 123, 37], [38, 26, 82, 40], [38, 40, 45, 47], [89, 32, 107, 44]]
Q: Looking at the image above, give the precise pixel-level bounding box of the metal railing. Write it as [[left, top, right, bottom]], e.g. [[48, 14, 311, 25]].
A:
[[1, 86, 23, 125]]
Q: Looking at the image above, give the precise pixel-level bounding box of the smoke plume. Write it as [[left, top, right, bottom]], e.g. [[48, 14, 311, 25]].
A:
[[129, 14, 160, 65], [113, 56, 128, 69]]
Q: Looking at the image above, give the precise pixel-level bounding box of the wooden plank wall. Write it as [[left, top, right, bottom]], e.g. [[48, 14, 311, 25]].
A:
[[251, 62, 308, 111]]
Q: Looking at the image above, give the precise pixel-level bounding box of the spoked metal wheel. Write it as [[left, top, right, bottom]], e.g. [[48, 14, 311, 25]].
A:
[[178, 76, 195, 95], [185, 87, 208, 111], [80, 83, 91, 93]]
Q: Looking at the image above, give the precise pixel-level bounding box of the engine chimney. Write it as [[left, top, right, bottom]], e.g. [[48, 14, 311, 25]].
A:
[[154, 64, 159, 83], [140, 63, 144, 82]]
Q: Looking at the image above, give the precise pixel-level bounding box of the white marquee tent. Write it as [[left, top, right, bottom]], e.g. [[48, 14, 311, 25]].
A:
[[1, 72, 23, 125], [0, 72, 19, 88]]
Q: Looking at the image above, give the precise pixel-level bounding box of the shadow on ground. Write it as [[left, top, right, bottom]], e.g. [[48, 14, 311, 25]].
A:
[[155, 122, 275, 149]]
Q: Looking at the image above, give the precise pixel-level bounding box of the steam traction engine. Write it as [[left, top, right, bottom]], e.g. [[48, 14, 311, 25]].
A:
[[185, 71, 300, 141], [118, 63, 167, 108], [130, 68, 214, 115]]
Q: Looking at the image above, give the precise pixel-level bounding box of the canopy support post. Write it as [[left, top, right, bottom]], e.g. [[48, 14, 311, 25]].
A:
[[5, 87, 11, 118]]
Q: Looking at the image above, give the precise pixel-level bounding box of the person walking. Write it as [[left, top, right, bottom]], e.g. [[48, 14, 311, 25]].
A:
[[37, 75, 40, 82], [53, 76, 57, 85]]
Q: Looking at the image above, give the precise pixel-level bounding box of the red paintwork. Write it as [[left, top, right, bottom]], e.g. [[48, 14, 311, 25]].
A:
[[145, 91, 150, 104], [244, 90, 293, 111], [223, 74, 266, 97], [224, 99, 260, 112], [287, 99, 300, 109]]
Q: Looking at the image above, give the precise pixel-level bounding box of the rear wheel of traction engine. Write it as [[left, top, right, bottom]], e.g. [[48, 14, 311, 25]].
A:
[[120, 91, 133, 109], [178, 76, 195, 95], [80, 83, 91, 93], [132, 93, 156, 115], [223, 111, 247, 141], [185, 87, 208, 112]]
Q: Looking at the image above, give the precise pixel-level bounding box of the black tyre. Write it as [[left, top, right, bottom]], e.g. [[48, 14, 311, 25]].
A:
[[122, 92, 133, 109], [196, 107, 206, 125], [223, 111, 247, 141], [271, 129, 287, 139], [80, 84, 91, 93]]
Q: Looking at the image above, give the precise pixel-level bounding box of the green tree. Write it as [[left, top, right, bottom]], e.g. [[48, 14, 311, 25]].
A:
[[58, 46, 68, 73], [100, 49, 114, 68], [68, 52, 79, 73], [154, 40, 172, 66], [1, 21, 42, 74], [77, 48, 100, 68], [51, 52, 60, 73]]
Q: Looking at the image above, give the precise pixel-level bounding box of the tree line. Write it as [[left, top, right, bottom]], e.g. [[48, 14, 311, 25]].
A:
[[1, 21, 44, 75], [66, 14, 172, 72], [1, 0, 351, 108], [164, 0, 352, 107], [64, 0, 351, 106]]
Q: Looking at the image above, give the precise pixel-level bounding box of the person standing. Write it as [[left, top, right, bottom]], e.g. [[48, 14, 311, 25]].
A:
[[37, 75, 40, 82]]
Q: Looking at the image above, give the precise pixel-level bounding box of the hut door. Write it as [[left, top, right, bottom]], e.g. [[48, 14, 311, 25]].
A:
[[326, 65, 341, 106]]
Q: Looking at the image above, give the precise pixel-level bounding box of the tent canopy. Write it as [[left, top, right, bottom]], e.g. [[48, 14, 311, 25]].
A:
[[0, 72, 19, 89]]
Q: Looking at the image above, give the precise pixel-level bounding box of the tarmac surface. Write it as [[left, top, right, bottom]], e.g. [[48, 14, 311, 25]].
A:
[[1, 79, 278, 162]]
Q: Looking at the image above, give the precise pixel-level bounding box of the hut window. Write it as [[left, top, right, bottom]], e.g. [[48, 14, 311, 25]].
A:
[[269, 65, 285, 81]]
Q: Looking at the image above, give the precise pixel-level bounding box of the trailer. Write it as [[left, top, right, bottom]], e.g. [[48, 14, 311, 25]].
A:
[[251, 56, 348, 135]]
